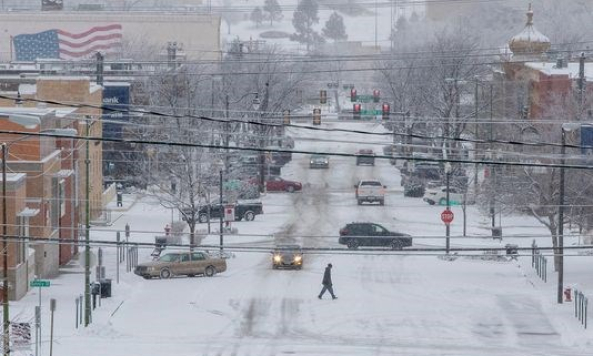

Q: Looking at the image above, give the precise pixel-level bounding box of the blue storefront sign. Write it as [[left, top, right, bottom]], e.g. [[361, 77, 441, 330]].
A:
[[581, 125, 593, 155], [102, 83, 130, 139]]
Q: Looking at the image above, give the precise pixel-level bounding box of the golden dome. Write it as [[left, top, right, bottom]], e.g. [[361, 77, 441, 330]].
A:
[[509, 3, 551, 56]]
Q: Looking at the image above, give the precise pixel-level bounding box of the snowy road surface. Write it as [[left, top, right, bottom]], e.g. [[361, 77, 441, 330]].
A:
[[13, 121, 591, 356]]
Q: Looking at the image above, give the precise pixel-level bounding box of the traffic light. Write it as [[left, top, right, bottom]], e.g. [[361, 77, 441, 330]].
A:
[[283, 110, 291, 125], [382, 103, 390, 121], [320, 90, 327, 104], [350, 88, 357, 102], [353, 103, 361, 120], [313, 108, 321, 125], [373, 89, 380, 103]]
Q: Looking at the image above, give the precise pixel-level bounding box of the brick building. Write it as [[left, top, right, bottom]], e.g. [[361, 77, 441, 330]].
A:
[[0, 76, 103, 298]]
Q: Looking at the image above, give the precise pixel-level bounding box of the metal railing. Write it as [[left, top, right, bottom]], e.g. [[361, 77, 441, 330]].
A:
[[574, 289, 588, 328], [531, 240, 547, 282]]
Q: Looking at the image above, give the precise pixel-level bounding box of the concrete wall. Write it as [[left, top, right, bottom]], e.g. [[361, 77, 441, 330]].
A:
[[33, 237, 60, 278], [0, 11, 221, 61], [11, 261, 29, 300]]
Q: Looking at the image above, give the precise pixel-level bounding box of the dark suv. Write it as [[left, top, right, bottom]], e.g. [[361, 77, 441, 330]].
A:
[[339, 223, 412, 250]]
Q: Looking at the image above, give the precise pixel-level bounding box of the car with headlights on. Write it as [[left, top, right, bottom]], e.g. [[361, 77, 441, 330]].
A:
[[134, 250, 227, 279], [309, 154, 329, 169], [272, 244, 303, 269]]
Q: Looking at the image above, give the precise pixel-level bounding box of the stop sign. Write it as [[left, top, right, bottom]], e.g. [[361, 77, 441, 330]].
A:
[[441, 209, 454, 225]]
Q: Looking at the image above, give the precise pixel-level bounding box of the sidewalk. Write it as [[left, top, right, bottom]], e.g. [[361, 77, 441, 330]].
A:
[[105, 192, 140, 212]]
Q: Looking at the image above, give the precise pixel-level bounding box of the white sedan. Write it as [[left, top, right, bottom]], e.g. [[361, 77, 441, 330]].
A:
[[423, 186, 474, 206]]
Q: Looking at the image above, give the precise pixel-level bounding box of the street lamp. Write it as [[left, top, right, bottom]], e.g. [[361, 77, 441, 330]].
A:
[[1, 114, 41, 356], [223, 92, 259, 172], [250, 94, 267, 193], [558, 123, 580, 304], [219, 169, 223, 253], [444, 162, 452, 253]]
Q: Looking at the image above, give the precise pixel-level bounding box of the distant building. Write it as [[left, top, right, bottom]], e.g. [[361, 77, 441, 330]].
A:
[[0, 11, 221, 62], [426, 0, 528, 22], [500, 4, 592, 122]]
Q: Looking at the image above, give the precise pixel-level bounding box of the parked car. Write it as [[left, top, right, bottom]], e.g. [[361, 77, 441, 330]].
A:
[[271, 244, 303, 269], [338, 222, 412, 250], [310, 154, 329, 169], [266, 176, 302, 193], [133, 250, 227, 279], [382, 144, 398, 165], [400, 162, 442, 188], [354, 179, 386, 205], [356, 148, 375, 166], [423, 186, 474, 205], [403, 180, 425, 197], [181, 198, 264, 223], [266, 146, 292, 166]]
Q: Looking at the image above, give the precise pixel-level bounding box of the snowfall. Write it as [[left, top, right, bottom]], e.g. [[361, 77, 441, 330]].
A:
[[10, 113, 593, 356], [9, 1, 593, 355]]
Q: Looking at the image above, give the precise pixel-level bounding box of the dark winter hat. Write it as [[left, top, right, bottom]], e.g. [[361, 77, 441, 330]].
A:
[[328, 263, 332, 268]]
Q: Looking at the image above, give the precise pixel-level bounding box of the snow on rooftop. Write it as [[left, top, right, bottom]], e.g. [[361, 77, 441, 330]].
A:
[[0, 106, 77, 117], [525, 62, 593, 81]]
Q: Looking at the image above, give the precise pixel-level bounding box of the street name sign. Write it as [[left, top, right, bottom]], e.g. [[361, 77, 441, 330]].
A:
[[30, 280, 50, 288]]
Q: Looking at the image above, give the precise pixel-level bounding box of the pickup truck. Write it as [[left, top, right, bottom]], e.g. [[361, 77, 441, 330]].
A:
[[354, 179, 386, 205], [181, 199, 263, 223]]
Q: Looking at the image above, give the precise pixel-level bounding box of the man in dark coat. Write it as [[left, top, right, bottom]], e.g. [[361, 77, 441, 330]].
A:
[[318, 263, 337, 300]]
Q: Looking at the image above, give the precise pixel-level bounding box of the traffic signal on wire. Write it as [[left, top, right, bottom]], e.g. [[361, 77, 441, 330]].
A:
[[353, 103, 361, 120], [373, 89, 380, 103], [350, 88, 357, 102], [320, 90, 327, 104], [313, 108, 321, 125], [382, 103, 390, 121]]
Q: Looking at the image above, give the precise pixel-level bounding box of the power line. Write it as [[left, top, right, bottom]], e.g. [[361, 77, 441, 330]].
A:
[[1, 232, 591, 255], [2, 93, 590, 155]]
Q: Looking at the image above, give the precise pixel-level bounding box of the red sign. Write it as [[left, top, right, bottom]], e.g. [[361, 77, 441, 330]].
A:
[[223, 205, 235, 222], [441, 209, 454, 225]]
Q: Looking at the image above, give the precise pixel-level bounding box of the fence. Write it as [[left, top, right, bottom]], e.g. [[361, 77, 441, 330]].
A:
[[574, 289, 588, 329], [531, 240, 547, 283]]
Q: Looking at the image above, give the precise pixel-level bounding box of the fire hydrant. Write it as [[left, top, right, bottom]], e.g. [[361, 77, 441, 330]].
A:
[[564, 287, 572, 302]]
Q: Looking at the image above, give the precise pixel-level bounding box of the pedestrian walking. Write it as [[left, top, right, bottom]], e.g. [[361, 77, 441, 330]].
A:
[[318, 263, 337, 300]]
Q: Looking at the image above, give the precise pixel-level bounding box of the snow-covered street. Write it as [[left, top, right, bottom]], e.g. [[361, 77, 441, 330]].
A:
[[10, 121, 592, 356]]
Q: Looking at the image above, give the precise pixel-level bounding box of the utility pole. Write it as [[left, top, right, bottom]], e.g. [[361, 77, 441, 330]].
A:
[[258, 83, 270, 194], [489, 84, 495, 229], [95, 52, 103, 86], [474, 80, 479, 197], [579, 52, 586, 120], [219, 170, 224, 253], [374, 0, 378, 48], [84, 117, 91, 326], [558, 129, 566, 304], [224, 94, 230, 173], [445, 163, 451, 253], [2, 143, 9, 356]]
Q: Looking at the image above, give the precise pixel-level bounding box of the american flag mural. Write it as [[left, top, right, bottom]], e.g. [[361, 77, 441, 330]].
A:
[[13, 24, 123, 61]]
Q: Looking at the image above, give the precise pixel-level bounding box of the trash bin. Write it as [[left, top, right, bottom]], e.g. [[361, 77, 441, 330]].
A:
[[505, 244, 518, 255], [99, 279, 112, 298], [90, 282, 100, 296], [492, 226, 502, 239]]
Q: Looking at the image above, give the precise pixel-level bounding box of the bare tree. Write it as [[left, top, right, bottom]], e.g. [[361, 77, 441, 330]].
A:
[[134, 64, 220, 248]]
